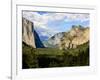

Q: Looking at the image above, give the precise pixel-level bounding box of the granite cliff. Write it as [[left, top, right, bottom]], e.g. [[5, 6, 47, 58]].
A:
[[43, 25, 89, 50], [22, 17, 44, 48]]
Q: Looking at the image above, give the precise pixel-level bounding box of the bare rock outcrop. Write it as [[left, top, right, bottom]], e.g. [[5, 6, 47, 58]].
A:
[[22, 17, 36, 48], [59, 26, 89, 50]]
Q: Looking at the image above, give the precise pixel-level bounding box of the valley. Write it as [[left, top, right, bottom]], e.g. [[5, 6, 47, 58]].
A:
[[22, 17, 90, 69], [22, 41, 89, 68]]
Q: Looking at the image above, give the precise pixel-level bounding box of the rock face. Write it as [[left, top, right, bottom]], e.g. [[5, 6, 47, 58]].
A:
[[43, 32, 65, 48], [44, 25, 89, 50], [22, 17, 36, 48], [22, 18, 89, 50], [59, 26, 89, 49], [22, 17, 45, 48]]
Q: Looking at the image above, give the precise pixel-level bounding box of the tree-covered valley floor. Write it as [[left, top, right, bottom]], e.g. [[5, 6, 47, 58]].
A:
[[22, 42, 89, 69]]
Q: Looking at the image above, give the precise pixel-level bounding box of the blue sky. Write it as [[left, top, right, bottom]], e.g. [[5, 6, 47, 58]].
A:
[[23, 11, 90, 41]]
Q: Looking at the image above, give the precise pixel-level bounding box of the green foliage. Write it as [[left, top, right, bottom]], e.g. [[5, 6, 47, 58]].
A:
[[22, 41, 89, 69], [22, 42, 38, 68], [72, 25, 84, 30], [62, 42, 89, 66]]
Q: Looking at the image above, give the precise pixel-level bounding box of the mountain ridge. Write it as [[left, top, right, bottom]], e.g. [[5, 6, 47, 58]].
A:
[[43, 25, 89, 50], [22, 17, 89, 50]]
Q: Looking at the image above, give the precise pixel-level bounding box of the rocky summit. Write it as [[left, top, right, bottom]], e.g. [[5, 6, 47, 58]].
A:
[[22, 17, 44, 48], [59, 25, 89, 50], [22, 17, 36, 48], [44, 25, 89, 50], [22, 17, 89, 50]]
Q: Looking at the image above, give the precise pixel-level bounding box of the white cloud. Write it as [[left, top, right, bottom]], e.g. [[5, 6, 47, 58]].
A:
[[23, 11, 89, 27], [63, 13, 89, 23], [23, 11, 89, 38], [23, 11, 89, 22]]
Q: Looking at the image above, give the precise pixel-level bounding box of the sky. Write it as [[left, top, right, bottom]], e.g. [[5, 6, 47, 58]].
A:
[[23, 11, 90, 41]]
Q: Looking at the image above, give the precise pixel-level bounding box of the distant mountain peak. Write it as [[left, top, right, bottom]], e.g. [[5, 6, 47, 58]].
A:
[[43, 25, 89, 50]]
